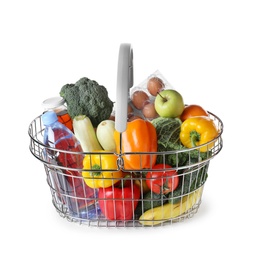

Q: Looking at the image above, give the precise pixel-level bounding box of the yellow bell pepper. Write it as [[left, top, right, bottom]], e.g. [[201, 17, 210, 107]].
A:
[[82, 151, 123, 188], [180, 116, 218, 152]]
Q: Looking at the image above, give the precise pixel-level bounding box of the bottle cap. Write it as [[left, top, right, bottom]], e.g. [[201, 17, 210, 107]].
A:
[[42, 97, 65, 110], [41, 111, 58, 126]]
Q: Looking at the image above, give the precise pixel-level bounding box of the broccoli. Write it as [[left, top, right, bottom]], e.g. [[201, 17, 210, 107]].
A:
[[60, 77, 114, 127]]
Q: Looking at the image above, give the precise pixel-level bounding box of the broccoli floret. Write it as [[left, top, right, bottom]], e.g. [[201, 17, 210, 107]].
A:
[[60, 77, 114, 127]]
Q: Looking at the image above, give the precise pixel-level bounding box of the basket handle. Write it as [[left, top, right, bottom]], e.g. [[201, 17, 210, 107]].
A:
[[115, 43, 133, 133]]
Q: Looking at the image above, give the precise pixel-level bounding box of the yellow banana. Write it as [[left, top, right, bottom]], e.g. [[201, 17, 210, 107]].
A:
[[139, 187, 203, 226]]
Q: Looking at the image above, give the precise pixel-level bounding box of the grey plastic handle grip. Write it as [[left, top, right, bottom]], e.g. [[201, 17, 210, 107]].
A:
[[115, 43, 133, 133]]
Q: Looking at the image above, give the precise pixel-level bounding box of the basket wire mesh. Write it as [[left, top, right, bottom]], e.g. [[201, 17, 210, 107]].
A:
[[28, 111, 223, 227]]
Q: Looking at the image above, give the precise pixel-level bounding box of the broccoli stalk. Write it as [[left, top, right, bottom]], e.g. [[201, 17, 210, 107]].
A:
[[60, 77, 114, 127]]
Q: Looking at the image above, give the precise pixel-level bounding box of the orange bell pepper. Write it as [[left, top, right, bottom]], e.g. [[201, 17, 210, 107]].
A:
[[114, 119, 157, 170]]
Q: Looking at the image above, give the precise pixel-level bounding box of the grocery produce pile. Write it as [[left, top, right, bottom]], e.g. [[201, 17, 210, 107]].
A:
[[55, 72, 220, 225]]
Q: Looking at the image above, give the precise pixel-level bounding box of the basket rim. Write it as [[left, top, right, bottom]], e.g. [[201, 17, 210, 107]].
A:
[[28, 110, 223, 152]]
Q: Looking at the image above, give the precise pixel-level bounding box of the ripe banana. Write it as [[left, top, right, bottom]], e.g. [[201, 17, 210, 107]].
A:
[[139, 187, 203, 226]]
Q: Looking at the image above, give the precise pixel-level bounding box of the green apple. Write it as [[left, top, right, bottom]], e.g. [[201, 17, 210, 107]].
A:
[[154, 89, 184, 118]]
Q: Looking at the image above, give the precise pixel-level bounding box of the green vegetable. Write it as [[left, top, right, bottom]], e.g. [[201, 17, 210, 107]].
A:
[[151, 117, 209, 203], [60, 77, 114, 127], [151, 117, 209, 167], [73, 115, 102, 152], [167, 161, 208, 204], [135, 191, 166, 219], [151, 117, 182, 146], [152, 117, 186, 166]]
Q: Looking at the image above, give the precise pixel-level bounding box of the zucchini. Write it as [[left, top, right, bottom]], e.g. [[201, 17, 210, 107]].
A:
[[73, 115, 102, 152]]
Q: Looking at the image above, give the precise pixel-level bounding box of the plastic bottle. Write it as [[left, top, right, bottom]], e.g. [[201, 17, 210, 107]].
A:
[[41, 111, 99, 219], [42, 96, 73, 132]]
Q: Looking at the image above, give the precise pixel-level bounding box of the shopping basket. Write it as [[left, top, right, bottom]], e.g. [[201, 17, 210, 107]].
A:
[[28, 44, 223, 227]]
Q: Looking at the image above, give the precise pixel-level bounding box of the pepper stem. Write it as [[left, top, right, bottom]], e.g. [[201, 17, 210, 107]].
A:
[[190, 130, 200, 147], [90, 164, 101, 177]]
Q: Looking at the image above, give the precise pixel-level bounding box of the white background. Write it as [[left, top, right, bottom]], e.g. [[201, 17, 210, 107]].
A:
[[1, 0, 253, 259]]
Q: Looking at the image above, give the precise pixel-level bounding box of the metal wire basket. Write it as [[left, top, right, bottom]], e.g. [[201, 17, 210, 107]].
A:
[[28, 44, 223, 227]]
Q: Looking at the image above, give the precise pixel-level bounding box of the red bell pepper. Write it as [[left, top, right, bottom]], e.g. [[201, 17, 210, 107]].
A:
[[98, 175, 141, 220]]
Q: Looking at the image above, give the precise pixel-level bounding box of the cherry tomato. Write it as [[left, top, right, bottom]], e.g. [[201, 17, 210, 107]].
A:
[[146, 164, 179, 194], [180, 104, 208, 122]]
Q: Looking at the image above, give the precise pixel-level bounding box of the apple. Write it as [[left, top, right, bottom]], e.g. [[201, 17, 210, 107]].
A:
[[154, 89, 184, 118]]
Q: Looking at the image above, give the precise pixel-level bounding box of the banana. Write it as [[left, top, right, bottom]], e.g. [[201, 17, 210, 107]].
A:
[[139, 187, 203, 226]]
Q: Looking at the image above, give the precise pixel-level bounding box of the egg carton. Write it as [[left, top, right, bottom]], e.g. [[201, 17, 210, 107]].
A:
[[128, 70, 174, 121]]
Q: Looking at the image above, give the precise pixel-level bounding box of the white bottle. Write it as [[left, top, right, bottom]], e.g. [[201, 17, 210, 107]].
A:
[[42, 96, 73, 132]]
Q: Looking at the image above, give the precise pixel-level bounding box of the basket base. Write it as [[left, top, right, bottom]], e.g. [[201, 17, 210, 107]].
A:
[[51, 195, 202, 227]]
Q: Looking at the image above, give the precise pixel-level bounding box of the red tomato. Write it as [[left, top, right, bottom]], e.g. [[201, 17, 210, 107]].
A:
[[146, 164, 179, 194], [180, 104, 208, 122]]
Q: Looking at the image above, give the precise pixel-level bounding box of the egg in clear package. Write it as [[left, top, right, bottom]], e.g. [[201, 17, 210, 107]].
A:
[[128, 70, 174, 121]]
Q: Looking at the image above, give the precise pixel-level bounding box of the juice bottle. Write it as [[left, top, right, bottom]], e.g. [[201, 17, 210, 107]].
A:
[[42, 111, 99, 219], [42, 96, 73, 132]]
